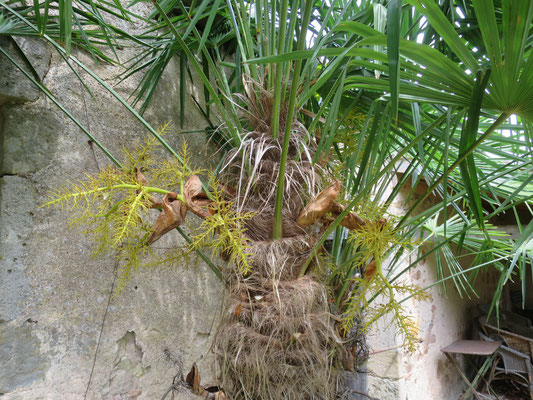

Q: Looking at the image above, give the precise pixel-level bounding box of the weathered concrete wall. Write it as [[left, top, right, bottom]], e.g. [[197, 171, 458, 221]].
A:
[[366, 179, 501, 400], [0, 21, 223, 400], [397, 262, 500, 400]]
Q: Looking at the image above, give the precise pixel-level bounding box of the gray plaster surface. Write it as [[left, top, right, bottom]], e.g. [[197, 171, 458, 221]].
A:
[[0, 37, 52, 106], [0, 323, 51, 393], [0, 105, 61, 175], [0, 15, 223, 399], [0, 176, 34, 323]]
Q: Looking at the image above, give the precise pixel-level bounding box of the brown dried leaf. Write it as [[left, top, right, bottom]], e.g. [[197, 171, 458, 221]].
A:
[[297, 180, 342, 227], [185, 363, 202, 395], [184, 175, 212, 219], [331, 202, 367, 230], [135, 168, 149, 186], [147, 192, 187, 245], [234, 303, 242, 317], [364, 260, 377, 278], [217, 183, 236, 200], [203, 386, 226, 399], [341, 347, 355, 372]]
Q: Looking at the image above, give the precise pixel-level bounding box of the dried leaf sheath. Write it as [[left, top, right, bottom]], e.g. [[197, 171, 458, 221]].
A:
[[297, 180, 341, 227], [148, 193, 187, 244], [331, 201, 367, 231], [184, 174, 213, 219]]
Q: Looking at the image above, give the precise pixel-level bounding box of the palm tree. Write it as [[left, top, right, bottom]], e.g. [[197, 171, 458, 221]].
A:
[[1, 0, 532, 398]]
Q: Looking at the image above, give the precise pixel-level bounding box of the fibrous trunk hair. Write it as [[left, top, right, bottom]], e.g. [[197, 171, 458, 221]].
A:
[[214, 90, 340, 399]]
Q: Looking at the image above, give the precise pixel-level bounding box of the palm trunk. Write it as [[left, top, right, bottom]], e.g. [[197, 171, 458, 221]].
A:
[[214, 103, 341, 398]]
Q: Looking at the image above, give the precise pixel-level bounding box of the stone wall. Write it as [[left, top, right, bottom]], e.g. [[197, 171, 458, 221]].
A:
[[0, 28, 223, 400]]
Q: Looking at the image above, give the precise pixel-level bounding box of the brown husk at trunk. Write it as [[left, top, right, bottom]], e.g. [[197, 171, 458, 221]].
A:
[[216, 272, 338, 399], [212, 90, 360, 399]]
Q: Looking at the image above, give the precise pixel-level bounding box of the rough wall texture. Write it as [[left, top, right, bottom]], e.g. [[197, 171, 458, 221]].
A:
[[0, 21, 223, 400], [0, 37, 52, 106]]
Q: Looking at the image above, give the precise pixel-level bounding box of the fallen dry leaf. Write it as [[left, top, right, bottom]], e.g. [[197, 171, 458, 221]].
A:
[[184, 175, 212, 219], [185, 363, 203, 395], [297, 180, 342, 227], [147, 192, 187, 244]]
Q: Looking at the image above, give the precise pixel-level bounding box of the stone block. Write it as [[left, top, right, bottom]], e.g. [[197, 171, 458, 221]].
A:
[[0, 105, 60, 175], [0, 323, 50, 393], [0, 176, 35, 322], [0, 37, 52, 106]]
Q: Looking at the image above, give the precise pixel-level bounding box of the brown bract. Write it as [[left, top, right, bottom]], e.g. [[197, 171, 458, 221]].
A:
[[331, 201, 367, 231], [376, 217, 388, 231], [184, 175, 212, 219], [297, 180, 342, 227], [147, 192, 187, 244], [364, 260, 377, 278]]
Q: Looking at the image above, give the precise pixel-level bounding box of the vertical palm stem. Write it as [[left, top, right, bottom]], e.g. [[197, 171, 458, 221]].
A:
[[271, 0, 289, 140], [272, 0, 313, 239]]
